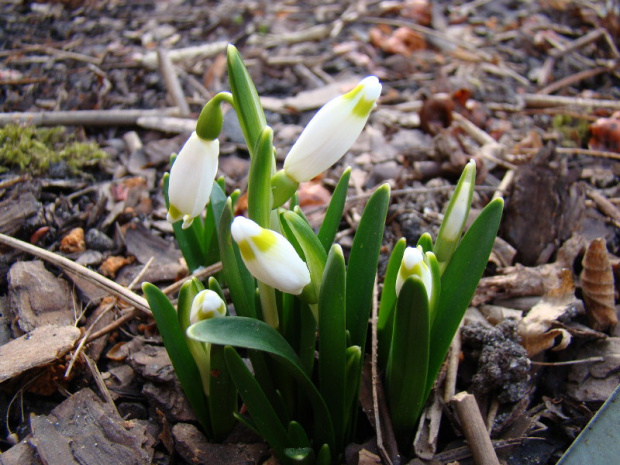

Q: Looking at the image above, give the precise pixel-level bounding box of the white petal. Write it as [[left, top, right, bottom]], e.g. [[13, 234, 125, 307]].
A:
[[167, 132, 219, 226], [283, 76, 381, 183], [231, 217, 311, 295], [190, 289, 226, 325]]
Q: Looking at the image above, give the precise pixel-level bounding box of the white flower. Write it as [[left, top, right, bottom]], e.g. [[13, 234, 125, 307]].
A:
[[231, 216, 311, 295], [283, 76, 382, 183], [167, 131, 219, 229], [189, 290, 227, 325], [395, 246, 434, 301]]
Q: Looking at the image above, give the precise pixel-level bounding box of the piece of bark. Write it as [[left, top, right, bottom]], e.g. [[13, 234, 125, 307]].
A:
[[502, 143, 585, 265], [0, 191, 42, 236], [8, 260, 76, 334], [172, 422, 268, 465], [121, 223, 186, 285], [29, 388, 154, 465], [127, 343, 176, 383], [0, 325, 80, 383], [142, 380, 198, 423], [0, 440, 42, 465]]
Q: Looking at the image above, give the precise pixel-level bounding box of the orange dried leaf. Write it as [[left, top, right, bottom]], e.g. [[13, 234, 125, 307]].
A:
[[589, 113, 620, 153], [297, 181, 331, 208], [60, 227, 86, 253], [99, 255, 135, 278]]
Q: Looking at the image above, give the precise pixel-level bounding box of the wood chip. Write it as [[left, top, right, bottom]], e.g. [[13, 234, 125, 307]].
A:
[[0, 325, 80, 383]]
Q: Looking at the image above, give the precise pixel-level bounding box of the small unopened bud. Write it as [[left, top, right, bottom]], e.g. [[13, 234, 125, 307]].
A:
[[189, 290, 227, 325]]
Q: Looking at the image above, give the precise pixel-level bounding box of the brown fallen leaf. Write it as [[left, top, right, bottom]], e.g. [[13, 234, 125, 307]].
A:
[[518, 269, 582, 357], [581, 238, 617, 332], [297, 180, 331, 208], [99, 255, 135, 278], [369, 25, 426, 57], [589, 111, 620, 153], [60, 227, 86, 253]]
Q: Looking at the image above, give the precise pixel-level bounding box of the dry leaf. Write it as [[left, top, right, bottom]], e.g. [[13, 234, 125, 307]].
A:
[[369, 25, 426, 57], [60, 227, 86, 253], [581, 238, 617, 332], [297, 181, 331, 208], [518, 269, 582, 356], [99, 255, 135, 278], [589, 112, 620, 153]]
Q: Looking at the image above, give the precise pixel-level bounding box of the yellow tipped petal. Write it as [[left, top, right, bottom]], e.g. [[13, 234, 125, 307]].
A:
[[190, 290, 227, 325], [283, 76, 382, 183], [231, 216, 311, 295]]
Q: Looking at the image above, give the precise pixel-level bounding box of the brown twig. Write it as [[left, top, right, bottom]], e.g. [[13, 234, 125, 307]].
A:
[[522, 93, 620, 110], [0, 108, 180, 127], [158, 48, 191, 117], [538, 66, 614, 95], [0, 233, 151, 314], [452, 391, 501, 465]]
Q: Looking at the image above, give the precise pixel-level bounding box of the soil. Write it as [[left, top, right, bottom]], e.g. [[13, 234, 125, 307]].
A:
[[1, 1, 620, 464]]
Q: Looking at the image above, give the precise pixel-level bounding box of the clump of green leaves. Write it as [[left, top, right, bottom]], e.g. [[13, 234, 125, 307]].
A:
[[0, 124, 107, 174]]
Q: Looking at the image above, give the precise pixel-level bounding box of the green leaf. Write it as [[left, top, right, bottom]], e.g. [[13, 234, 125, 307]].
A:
[[346, 184, 390, 350], [142, 283, 212, 437], [224, 346, 290, 459], [417, 232, 434, 253], [248, 127, 274, 228], [227, 44, 267, 156], [217, 198, 256, 318], [316, 444, 331, 465], [377, 238, 406, 369], [386, 276, 430, 447], [280, 210, 327, 306], [317, 167, 351, 253], [188, 317, 335, 453], [318, 244, 347, 448], [343, 345, 361, 437], [426, 198, 503, 397], [288, 421, 311, 448], [209, 344, 238, 440], [203, 181, 228, 266]]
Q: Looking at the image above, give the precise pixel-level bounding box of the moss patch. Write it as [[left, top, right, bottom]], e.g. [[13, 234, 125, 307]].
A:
[[0, 124, 107, 175]]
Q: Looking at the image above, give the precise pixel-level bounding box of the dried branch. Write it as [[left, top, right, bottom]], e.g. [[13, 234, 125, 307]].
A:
[[452, 392, 501, 465], [0, 108, 180, 127]]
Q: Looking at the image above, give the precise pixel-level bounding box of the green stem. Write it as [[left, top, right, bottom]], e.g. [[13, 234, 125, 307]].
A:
[[258, 280, 279, 330]]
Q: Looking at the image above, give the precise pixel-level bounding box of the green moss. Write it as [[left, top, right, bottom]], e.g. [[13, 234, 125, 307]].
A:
[[0, 124, 107, 175], [552, 114, 591, 148]]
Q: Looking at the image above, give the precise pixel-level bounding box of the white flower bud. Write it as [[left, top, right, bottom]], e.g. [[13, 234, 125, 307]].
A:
[[395, 246, 434, 301], [189, 290, 227, 325], [167, 131, 219, 229], [231, 216, 311, 295], [283, 76, 382, 183]]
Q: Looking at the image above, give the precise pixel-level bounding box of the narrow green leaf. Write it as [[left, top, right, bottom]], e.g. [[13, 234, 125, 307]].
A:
[[346, 184, 390, 350], [188, 317, 335, 452], [142, 283, 211, 437], [377, 238, 406, 370], [316, 444, 331, 465], [318, 244, 346, 448], [343, 345, 361, 437], [426, 198, 503, 397], [224, 346, 290, 458], [209, 344, 238, 441], [217, 198, 256, 318], [203, 181, 228, 266], [318, 167, 351, 253], [280, 210, 327, 305], [386, 276, 430, 447], [288, 421, 311, 448], [227, 44, 267, 156], [417, 232, 434, 253], [248, 127, 274, 228]]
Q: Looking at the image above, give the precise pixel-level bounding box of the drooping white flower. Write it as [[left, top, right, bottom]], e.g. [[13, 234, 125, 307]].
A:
[[282, 76, 382, 183], [189, 290, 227, 325], [167, 131, 219, 229], [231, 216, 311, 295], [395, 246, 434, 301]]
